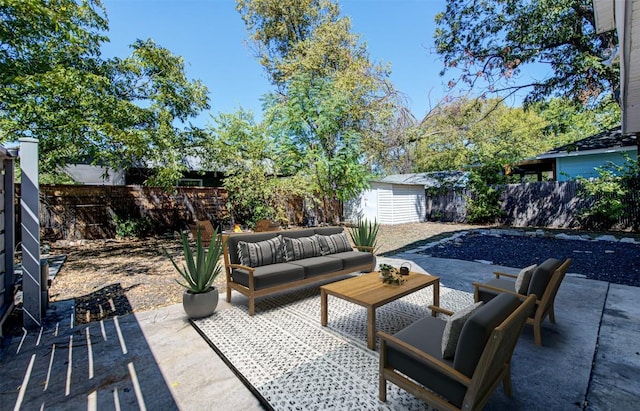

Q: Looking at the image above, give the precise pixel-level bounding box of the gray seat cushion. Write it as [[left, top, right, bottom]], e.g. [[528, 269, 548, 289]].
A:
[[387, 317, 466, 408], [290, 256, 343, 278], [476, 278, 516, 303], [453, 293, 521, 378], [326, 251, 373, 270], [232, 263, 305, 289], [527, 258, 562, 299]]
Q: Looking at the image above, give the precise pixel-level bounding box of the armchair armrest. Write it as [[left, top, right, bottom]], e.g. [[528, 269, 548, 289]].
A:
[[493, 271, 518, 279], [378, 331, 471, 387], [428, 305, 454, 317]]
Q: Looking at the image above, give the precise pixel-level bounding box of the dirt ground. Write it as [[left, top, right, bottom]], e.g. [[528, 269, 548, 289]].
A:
[[47, 222, 480, 323]]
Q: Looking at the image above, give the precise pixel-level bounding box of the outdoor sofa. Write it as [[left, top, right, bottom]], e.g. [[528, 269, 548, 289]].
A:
[[222, 226, 376, 315]]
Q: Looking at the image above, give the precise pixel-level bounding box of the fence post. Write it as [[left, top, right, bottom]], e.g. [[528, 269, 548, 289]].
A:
[[19, 138, 43, 329]]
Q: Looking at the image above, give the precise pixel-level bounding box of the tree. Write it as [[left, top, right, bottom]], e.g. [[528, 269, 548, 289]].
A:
[[413, 97, 550, 172], [0, 0, 209, 187], [434, 0, 619, 107], [203, 109, 306, 227], [236, 0, 401, 221]]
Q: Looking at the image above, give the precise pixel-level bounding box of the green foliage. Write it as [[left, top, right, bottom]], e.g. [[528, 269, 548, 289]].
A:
[[349, 218, 379, 251], [577, 156, 640, 230], [414, 97, 550, 172], [0, 0, 209, 189], [236, 0, 398, 221], [465, 165, 506, 224], [165, 227, 226, 294], [113, 215, 152, 239], [202, 109, 306, 227], [434, 0, 619, 107]]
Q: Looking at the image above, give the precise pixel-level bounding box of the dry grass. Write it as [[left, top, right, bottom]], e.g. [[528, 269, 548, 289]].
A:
[[48, 222, 481, 321]]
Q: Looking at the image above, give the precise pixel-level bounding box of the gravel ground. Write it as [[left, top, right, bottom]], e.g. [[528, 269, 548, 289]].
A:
[[419, 231, 640, 287]]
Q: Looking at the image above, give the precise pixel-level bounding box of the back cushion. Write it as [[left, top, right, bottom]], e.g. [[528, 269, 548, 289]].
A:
[[283, 235, 323, 261], [226, 232, 279, 264], [453, 293, 521, 377], [317, 232, 352, 255], [237, 235, 284, 267], [527, 258, 562, 299]]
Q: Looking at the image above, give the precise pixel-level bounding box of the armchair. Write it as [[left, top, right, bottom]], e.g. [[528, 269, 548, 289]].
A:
[[473, 258, 572, 346], [379, 293, 536, 410]]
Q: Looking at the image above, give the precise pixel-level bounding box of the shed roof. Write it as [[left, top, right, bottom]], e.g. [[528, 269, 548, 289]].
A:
[[378, 171, 469, 188]]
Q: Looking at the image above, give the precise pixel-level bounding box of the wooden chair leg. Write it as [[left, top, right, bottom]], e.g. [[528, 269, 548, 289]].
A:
[[249, 297, 255, 316], [548, 304, 556, 324], [502, 364, 513, 396], [226, 286, 232, 303], [533, 322, 543, 346]]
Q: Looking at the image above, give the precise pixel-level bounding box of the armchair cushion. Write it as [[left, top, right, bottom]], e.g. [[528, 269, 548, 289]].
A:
[[441, 302, 484, 359], [515, 264, 537, 294], [527, 258, 562, 298], [453, 293, 521, 378]]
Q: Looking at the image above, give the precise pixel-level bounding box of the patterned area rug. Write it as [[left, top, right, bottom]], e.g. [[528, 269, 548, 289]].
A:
[[191, 283, 473, 410]]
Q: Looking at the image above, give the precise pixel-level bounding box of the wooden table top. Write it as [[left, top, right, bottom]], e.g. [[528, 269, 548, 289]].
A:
[[320, 271, 440, 307]]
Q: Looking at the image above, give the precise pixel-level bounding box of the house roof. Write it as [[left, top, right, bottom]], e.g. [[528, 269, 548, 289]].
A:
[[535, 128, 637, 159], [377, 171, 469, 188]]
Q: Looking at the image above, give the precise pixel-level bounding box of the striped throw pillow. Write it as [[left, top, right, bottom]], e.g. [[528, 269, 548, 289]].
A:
[[283, 235, 323, 261], [237, 235, 284, 267], [317, 232, 352, 255]]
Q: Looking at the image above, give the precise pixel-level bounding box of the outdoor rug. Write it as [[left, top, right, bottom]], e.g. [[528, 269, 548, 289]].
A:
[[191, 284, 471, 410]]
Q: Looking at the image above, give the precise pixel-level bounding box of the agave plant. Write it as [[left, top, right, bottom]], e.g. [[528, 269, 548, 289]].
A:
[[349, 218, 379, 253], [166, 226, 226, 294]]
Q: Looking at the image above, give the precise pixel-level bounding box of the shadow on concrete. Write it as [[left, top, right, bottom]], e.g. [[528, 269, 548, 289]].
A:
[[0, 283, 178, 410]]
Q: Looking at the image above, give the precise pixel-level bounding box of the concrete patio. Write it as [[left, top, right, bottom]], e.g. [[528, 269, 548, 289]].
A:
[[1, 255, 639, 410]]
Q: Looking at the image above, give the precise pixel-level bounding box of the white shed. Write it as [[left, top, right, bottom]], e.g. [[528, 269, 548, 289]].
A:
[[345, 181, 426, 225]]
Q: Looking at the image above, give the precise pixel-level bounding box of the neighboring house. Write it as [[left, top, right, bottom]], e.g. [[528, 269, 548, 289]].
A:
[[512, 128, 638, 181], [344, 171, 468, 225], [63, 156, 225, 187]]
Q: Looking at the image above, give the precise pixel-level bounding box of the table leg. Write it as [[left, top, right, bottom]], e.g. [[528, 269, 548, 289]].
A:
[[321, 289, 328, 326], [432, 280, 440, 317], [367, 306, 376, 350]]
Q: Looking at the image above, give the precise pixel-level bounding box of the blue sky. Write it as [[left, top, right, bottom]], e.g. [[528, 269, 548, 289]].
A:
[[100, 0, 462, 128]]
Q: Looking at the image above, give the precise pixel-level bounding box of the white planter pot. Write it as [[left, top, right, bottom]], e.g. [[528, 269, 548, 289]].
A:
[[183, 287, 219, 319]]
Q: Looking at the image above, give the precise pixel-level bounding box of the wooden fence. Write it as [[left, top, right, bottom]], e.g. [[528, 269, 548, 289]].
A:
[[425, 179, 639, 231], [18, 185, 229, 241]]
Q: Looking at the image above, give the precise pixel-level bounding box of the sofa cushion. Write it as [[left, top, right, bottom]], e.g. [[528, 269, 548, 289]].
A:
[[515, 264, 537, 294], [283, 235, 323, 261], [326, 250, 374, 270], [387, 317, 466, 408], [237, 235, 284, 267], [289, 256, 343, 277], [317, 232, 352, 255], [441, 302, 484, 359], [453, 293, 521, 378], [232, 263, 305, 289], [527, 258, 562, 299], [226, 232, 280, 265]]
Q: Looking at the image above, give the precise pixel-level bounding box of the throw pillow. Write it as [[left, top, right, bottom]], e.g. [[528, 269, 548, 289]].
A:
[[283, 235, 323, 261], [441, 301, 484, 359], [514, 264, 537, 295], [317, 232, 352, 255], [237, 235, 284, 268]]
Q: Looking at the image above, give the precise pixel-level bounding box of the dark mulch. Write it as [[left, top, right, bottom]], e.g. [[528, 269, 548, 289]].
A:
[[419, 232, 640, 287]]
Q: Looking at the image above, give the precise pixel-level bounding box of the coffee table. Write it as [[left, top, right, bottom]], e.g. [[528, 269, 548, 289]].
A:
[[320, 271, 440, 350]]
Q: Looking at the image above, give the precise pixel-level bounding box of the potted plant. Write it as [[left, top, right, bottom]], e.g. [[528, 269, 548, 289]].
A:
[[349, 218, 379, 253], [165, 226, 226, 319]]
